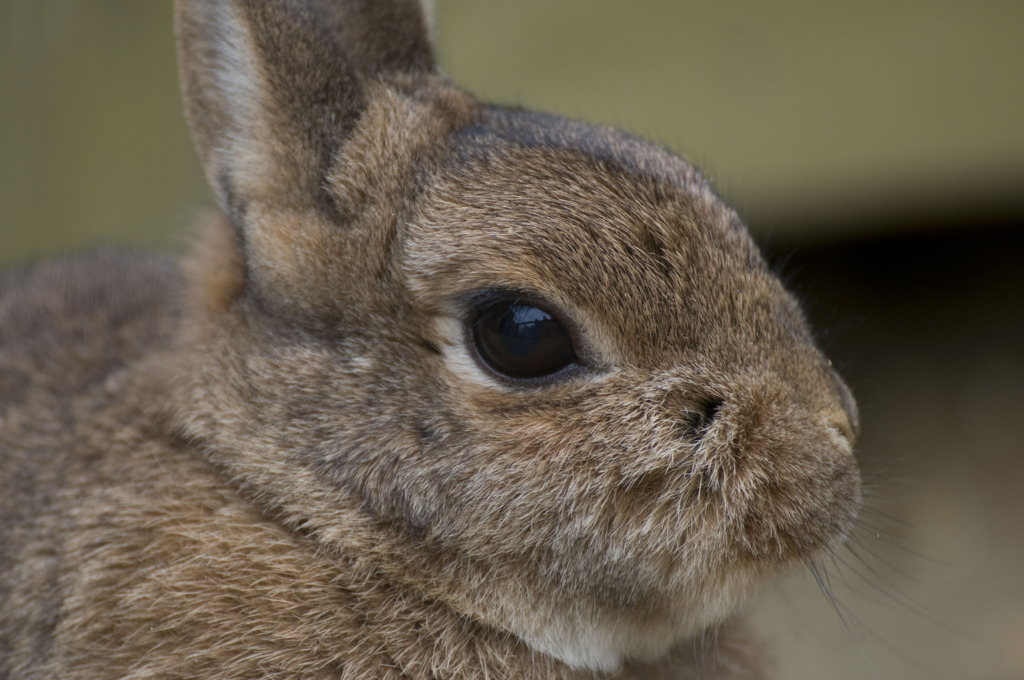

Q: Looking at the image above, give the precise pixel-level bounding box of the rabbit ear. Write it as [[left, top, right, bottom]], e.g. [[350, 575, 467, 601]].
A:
[[175, 0, 436, 219]]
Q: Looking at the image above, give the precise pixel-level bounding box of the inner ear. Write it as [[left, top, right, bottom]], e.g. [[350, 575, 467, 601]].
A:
[[318, 0, 437, 75]]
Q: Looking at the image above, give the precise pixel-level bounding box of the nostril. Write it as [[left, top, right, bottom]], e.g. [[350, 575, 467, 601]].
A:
[[677, 396, 725, 441], [702, 397, 724, 426]]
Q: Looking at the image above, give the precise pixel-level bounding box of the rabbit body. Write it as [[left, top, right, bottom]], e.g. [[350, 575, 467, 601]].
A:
[[0, 1, 861, 678]]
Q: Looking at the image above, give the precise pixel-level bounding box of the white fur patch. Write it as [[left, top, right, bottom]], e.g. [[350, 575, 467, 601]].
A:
[[209, 1, 261, 128], [432, 315, 508, 390], [510, 578, 750, 672], [204, 0, 267, 207]]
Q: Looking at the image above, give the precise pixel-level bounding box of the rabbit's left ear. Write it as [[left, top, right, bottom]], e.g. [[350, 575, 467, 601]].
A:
[[175, 0, 448, 316], [175, 0, 437, 221]]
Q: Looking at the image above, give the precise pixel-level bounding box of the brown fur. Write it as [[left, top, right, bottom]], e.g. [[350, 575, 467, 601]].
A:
[[0, 1, 860, 678]]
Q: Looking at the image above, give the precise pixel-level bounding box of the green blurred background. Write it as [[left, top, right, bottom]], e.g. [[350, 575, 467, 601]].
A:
[[2, 2, 1023, 678]]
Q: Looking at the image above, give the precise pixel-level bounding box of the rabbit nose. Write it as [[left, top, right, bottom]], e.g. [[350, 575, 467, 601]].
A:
[[829, 412, 857, 447], [832, 374, 860, 441]]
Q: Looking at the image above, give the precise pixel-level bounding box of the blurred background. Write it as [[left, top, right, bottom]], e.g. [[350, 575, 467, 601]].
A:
[[2, 1, 1022, 677]]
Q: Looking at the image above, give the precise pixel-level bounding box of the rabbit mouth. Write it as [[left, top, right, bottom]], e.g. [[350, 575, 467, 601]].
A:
[[474, 437, 861, 673], [727, 426, 862, 566]]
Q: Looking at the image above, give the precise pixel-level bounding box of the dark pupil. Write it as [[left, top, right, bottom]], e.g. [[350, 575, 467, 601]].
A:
[[473, 302, 576, 379]]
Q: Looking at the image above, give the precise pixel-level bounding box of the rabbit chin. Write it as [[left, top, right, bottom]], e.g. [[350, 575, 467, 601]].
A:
[[505, 575, 755, 672]]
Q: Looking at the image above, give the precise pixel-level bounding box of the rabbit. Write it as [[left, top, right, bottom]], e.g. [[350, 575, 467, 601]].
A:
[[0, 0, 862, 678]]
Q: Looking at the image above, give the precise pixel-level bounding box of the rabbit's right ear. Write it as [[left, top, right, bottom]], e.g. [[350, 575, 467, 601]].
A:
[[175, 0, 437, 227]]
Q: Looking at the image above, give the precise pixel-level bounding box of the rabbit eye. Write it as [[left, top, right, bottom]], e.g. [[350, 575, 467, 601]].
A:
[[471, 301, 577, 380]]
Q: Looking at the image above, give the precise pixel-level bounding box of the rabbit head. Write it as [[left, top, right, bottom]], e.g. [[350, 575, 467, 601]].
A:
[[171, 0, 860, 671]]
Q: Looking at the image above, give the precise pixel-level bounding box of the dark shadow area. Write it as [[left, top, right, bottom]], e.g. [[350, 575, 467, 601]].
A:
[[751, 214, 1024, 679], [764, 209, 1024, 376]]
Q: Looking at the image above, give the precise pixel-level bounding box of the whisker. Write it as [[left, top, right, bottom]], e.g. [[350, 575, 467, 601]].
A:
[[844, 533, 922, 585], [808, 561, 854, 637], [849, 517, 918, 543], [855, 504, 914, 527], [807, 560, 888, 679], [853, 529, 945, 565], [840, 542, 987, 644], [807, 557, 956, 679]]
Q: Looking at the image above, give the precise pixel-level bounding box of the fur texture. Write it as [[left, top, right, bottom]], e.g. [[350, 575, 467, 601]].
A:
[[0, 1, 860, 678]]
